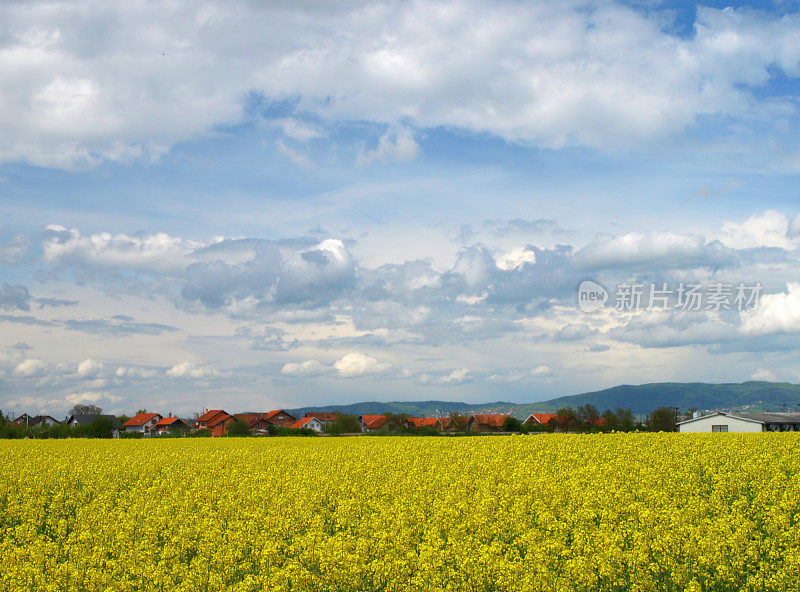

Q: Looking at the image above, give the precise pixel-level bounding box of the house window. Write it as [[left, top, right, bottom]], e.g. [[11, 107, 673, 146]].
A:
[[711, 424, 728, 432]]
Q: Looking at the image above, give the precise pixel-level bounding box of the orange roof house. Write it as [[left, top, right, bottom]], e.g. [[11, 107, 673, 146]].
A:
[[304, 412, 339, 422], [148, 417, 190, 434], [522, 413, 558, 426], [467, 414, 510, 432], [290, 416, 325, 432], [123, 412, 162, 434], [406, 417, 439, 429], [437, 416, 470, 431], [195, 410, 233, 436], [262, 410, 297, 428], [359, 414, 388, 432]]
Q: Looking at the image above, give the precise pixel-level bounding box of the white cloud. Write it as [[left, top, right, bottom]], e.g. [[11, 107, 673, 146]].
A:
[[115, 366, 158, 380], [718, 210, 796, 250], [496, 246, 537, 271], [77, 358, 102, 378], [531, 365, 552, 377], [357, 127, 420, 166], [42, 226, 201, 275], [12, 358, 48, 378], [273, 118, 324, 142], [165, 362, 223, 379], [334, 352, 391, 378], [281, 359, 329, 377], [574, 231, 724, 269], [4, 2, 799, 168], [740, 282, 800, 335], [66, 390, 121, 405], [751, 368, 777, 381]]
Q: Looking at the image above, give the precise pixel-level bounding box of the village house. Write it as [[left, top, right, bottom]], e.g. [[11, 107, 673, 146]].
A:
[[303, 412, 338, 429], [436, 416, 470, 431], [522, 413, 557, 427], [467, 414, 510, 432], [67, 414, 121, 429], [678, 411, 800, 433], [13, 414, 61, 427], [290, 416, 325, 433], [406, 417, 439, 430], [123, 412, 163, 435], [148, 417, 190, 435], [360, 414, 388, 432], [195, 409, 234, 437], [262, 409, 297, 428]]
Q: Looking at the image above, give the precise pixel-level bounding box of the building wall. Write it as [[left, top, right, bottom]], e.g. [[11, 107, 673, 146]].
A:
[[679, 415, 763, 433]]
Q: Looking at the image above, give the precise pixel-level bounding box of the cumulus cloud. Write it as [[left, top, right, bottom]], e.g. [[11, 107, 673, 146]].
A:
[[165, 362, 225, 379], [76, 358, 103, 378], [718, 210, 797, 250], [42, 225, 201, 276], [281, 360, 330, 377], [740, 282, 800, 335], [183, 238, 355, 309], [3, 2, 800, 168], [574, 232, 730, 270], [496, 246, 537, 271], [66, 390, 121, 405], [751, 368, 777, 381], [12, 358, 48, 378], [334, 353, 391, 378]]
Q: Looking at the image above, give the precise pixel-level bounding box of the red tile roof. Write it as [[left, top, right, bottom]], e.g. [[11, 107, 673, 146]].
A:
[[407, 417, 438, 428], [290, 416, 317, 429], [124, 412, 161, 427], [196, 409, 227, 423], [471, 414, 509, 428], [525, 413, 557, 425], [153, 416, 180, 427], [304, 412, 338, 421], [263, 409, 295, 421], [360, 414, 388, 429]]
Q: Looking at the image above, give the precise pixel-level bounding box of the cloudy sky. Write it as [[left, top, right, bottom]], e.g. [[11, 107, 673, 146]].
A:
[[3, 0, 800, 417]]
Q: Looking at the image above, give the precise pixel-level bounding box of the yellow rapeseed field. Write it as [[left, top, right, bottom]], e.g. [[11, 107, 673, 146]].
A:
[[1, 434, 799, 591]]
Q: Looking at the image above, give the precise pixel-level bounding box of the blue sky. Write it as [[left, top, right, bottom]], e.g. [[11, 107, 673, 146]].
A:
[[3, 0, 800, 417]]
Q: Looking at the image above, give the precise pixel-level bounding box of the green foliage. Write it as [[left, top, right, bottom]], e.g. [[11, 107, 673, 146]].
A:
[[225, 418, 251, 437], [119, 431, 144, 439], [502, 416, 523, 432], [646, 407, 679, 432], [274, 427, 316, 437], [327, 414, 361, 435], [186, 429, 212, 438]]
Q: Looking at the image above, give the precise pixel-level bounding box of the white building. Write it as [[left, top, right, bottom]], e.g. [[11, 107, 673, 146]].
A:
[[678, 411, 800, 433]]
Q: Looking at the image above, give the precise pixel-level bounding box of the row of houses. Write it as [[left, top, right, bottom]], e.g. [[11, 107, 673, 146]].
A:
[[11, 409, 561, 437]]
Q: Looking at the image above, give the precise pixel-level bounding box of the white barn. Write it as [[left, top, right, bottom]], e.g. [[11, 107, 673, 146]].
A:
[[678, 411, 800, 433]]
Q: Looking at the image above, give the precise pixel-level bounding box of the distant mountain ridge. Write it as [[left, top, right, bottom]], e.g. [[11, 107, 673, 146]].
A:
[[288, 381, 800, 418]]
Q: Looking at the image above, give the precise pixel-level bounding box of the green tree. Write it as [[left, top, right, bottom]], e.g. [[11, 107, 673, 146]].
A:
[[502, 416, 523, 432], [226, 418, 251, 437], [576, 404, 600, 431], [646, 407, 678, 432], [555, 407, 578, 432], [327, 414, 361, 435], [86, 416, 115, 438], [615, 408, 636, 432]]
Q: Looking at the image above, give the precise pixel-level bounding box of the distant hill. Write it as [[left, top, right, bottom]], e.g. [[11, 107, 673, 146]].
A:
[[289, 381, 800, 418]]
